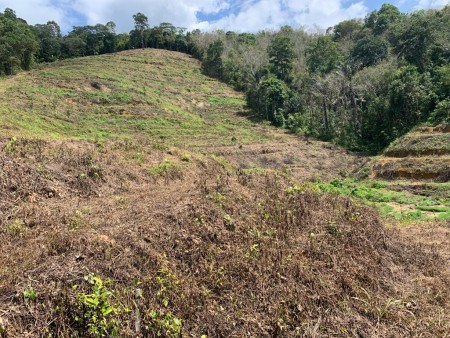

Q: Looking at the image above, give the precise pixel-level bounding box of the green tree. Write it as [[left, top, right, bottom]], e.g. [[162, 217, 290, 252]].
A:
[[133, 12, 149, 48], [390, 8, 450, 71], [202, 40, 224, 79], [63, 24, 116, 57], [307, 35, 343, 75], [61, 35, 86, 58], [247, 76, 290, 123], [365, 3, 401, 35], [350, 35, 389, 69], [34, 21, 62, 62], [115, 33, 130, 51], [388, 65, 433, 136], [0, 8, 38, 74], [268, 35, 295, 82], [332, 19, 363, 41]]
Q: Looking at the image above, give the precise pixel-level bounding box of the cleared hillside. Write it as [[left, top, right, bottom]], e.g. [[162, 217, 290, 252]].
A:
[[0, 50, 449, 337], [359, 124, 450, 221], [0, 49, 261, 146], [1, 139, 449, 337], [0, 49, 361, 182]]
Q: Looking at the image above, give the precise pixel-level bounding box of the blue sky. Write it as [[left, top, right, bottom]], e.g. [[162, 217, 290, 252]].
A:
[[0, 0, 448, 33]]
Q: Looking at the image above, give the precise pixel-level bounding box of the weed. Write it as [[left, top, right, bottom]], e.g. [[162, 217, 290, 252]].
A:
[[3, 136, 17, 155], [223, 214, 235, 230], [114, 196, 126, 205], [315, 178, 449, 221], [352, 288, 408, 323], [155, 266, 180, 308], [438, 212, 450, 221], [147, 310, 182, 338], [6, 219, 29, 237], [87, 164, 104, 181], [75, 274, 120, 337], [152, 143, 169, 152], [327, 222, 342, 236], [245, 244, 260, 258], [180, 153, 190, 162], [394, 210, 425, 222], [133, 152, 145, 164], [36, 164, 49, 178], [416, 205, 450, 213], [148, 160, 184, 181], [68, 209, 86, 230], [247, 227, 262, 239], [207, 96, 244, 106], [22, 287, 37, 302], [209, 192, 226, 207]]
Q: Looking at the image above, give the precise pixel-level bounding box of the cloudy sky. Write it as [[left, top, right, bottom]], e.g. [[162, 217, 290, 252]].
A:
[[0, 0, 448, 33]]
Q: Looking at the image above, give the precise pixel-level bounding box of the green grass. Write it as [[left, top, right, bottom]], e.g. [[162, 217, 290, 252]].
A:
[[315, 178, 450, 222], [148, 159, 184, 180], [438, 212, 450, 221], [385, 133, 450, 157], [416, 205, 450, 213], [207, 95, 245, 106], [0, 49, 271, 148]]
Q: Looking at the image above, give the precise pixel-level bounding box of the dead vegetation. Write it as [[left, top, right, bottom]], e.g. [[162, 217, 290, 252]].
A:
[[1, 138, 449, 337], [0, 49, 449, 337], [373, 157, 450, 181]]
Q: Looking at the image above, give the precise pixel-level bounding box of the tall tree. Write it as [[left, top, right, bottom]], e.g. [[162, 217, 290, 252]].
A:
[[307, 35, 342, 75], [133, 12, 149, 48], [268, 35, 295, 82], [350, 35, 389, 69], [202, 40, 224, 79], [0, 8, 38, 74], [34, 21, 62, 62], [365, 3, 401, 35]]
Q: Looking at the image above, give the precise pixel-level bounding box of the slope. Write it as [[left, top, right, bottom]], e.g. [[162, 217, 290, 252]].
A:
[[368, 124, 450, 221], [0, 49, 360, 182], [1, 139, 449, 337], [0, 50, 449, 337]]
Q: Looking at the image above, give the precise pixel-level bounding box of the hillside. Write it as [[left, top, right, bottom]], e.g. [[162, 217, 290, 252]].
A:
[[373, 124, 450, 182], [365, 124, 450, 221], [1, 50, 449, 337], [0, 49, 360, 182]]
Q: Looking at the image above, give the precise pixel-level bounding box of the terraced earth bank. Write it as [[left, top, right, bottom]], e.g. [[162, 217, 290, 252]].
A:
[[0, 49, 449, 337], [374, 125, 450, 182]]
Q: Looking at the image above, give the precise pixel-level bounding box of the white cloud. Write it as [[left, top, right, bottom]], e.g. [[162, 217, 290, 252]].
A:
[[414, 0, 449, 9], [194, 0, 289, 32], [194, 0, 369, 32], [0, 0, 70, 28], [69, 0, 231, 31], [0, 0, 368, 33], [0, 0, 231, 32]]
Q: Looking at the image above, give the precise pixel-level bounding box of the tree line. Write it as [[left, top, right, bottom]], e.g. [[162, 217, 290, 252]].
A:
[[1, 5, 449, 153], [0, 9, 190, 73], [193, 4, 450, 152]]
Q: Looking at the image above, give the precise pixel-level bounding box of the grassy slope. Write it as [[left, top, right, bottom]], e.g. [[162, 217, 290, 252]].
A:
[[0, 49, 268, 147], [0, 49, 362, 182], [0, 50, 449, 337], [362, 124, 450, 221]]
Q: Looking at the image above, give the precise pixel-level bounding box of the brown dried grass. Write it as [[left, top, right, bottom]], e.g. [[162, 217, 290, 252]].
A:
[[0, 138, 449, 337]]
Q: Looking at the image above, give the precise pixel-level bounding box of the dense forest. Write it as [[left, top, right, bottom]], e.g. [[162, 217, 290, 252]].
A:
[[1, 4, 449, 153]]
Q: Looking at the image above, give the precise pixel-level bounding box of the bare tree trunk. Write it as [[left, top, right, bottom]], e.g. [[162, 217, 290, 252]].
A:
[[323, 99, 329, 132]]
